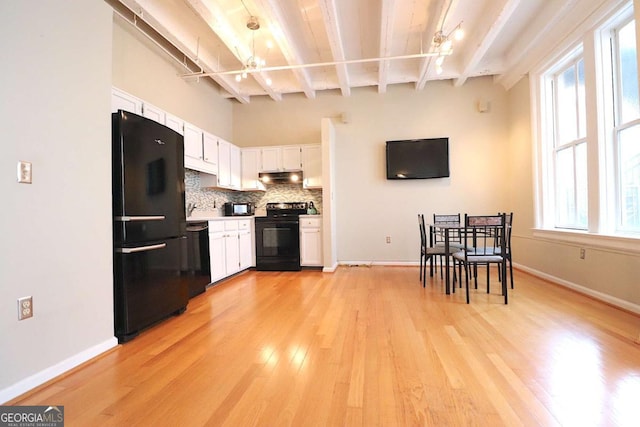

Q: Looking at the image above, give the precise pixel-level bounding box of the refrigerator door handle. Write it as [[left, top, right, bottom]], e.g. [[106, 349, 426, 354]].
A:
[[117, 243, 167, 254], [115, 215, 166, 222]]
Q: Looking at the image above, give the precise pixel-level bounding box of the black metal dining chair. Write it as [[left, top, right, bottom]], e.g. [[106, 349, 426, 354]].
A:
[[431, 213, 464, 279], [451, 213, 508, 304], [418, 214, 453, 287]]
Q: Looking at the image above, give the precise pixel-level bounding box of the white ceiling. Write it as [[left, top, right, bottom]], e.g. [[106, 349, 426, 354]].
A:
[[106, 0, 615, 103]]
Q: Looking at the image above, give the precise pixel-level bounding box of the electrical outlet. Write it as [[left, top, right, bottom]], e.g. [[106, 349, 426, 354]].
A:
[[386, 236, 391, 244], [18, 296, 33, 320], [579, 248, 586, 259]]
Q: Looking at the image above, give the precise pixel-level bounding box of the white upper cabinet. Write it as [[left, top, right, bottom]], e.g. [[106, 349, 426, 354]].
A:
[[260, 146, 302, 172], [142, 102, 165, 124], [164, 113, 183, 135], [202, 131, 219, 174], [230, 145, 241, 190], [281, 146, 302, 170], [302, 145, 322, 188], [111, 87, 242, 182], [260, 147, 280, 172], [111, 88, 142, 114], [183, 121, 204, 162], [217, 138, 231, 187], [246, 144, 322, 187], [241, 149, 264, 191]]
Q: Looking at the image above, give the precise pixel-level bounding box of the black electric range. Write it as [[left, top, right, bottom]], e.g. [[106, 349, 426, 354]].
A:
[[255, 202, 308, 271]]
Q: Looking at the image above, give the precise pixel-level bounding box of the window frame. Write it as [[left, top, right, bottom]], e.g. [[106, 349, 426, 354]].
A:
[[531, 1, 640, 247], [609, 15, 640, 233], [550, 56, 589, 230]]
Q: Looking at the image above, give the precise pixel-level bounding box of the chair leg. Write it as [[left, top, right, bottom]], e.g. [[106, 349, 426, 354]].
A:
[[423, 255, 428, 287], [452, 257, 457, 284], [429, 255, 434, 277], [473, 264, 478, 289], [419, 252, 423, 281], [463, 262, 470, 304], [486, 263, 490, 294], [509, 257, 514, 289]]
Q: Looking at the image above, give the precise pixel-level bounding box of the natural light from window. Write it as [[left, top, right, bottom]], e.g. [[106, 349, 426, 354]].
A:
[[535, 2, 640, 243]]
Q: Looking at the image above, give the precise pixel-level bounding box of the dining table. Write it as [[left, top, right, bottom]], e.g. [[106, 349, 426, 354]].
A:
[[429, 219, 509, 303]]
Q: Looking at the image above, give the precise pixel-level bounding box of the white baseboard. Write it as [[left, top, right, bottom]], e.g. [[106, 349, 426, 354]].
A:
[[0, 337, 118, 404], [339, 261, 420, 267], [322, 261, 339, 272], [515, 263, 640, 315]]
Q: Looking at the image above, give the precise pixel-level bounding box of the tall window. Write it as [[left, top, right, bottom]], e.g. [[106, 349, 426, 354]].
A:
[[548, 56, 588, 229], [612, 18, 640, 232], [537, 2, 640, 238]]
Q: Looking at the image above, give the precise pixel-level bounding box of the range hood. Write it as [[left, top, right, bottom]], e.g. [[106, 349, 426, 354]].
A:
[[259, 171, 303, 184]]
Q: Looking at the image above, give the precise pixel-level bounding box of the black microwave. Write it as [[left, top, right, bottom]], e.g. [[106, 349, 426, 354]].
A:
[[224, 202, 254, 216]]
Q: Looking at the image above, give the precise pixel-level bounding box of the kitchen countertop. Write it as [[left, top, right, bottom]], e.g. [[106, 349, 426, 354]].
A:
[[187, 212, 321, 221], [187, 211, 256, 222]]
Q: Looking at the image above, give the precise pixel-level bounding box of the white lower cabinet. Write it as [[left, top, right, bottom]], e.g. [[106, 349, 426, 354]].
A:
[[238, 219, 254, 269], [300, 216, 323, 266], [209, 218, 254, 283]]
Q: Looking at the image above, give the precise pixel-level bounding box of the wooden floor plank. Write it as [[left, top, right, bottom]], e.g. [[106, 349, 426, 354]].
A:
[[7, 266, 640, 426]]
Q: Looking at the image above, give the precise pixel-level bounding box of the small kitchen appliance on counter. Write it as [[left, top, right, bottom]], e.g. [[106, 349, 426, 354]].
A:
[[224, 202, 254, 216], [255, 202, 307, 271], [307, 201, 318, 215]]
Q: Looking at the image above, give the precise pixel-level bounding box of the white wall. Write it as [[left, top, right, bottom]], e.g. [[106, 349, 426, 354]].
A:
[[234, 78, 510, 262], [0, 2, 236, 403], [0, 0, 115, 401], [112, 15, 233, 141], [507, 77, 640, 309]]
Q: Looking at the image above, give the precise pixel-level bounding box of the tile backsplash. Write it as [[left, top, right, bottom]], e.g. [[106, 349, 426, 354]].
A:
[[185, 169, 323, 215]]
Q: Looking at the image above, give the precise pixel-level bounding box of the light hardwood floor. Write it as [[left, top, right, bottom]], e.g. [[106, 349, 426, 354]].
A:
[[9, 266, 640, 426]]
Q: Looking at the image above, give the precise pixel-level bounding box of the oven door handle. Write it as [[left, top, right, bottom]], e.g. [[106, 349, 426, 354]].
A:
[[258, 219, 300, 225]]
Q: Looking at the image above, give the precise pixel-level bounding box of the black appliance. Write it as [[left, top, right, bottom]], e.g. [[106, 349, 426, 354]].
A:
[[112, 110, 188, 343], [386, 137, 450, 179], [185, 221, 211, 297], [258, 171, 303, 184], [224, 202, 254, 216], [255, 202, 307, 271]]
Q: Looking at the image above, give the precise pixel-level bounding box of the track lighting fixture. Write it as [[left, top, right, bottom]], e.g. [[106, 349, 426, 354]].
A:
[[432, 22, 463, 75]]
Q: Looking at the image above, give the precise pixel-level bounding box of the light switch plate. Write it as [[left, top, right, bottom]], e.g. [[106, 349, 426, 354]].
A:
[[17, 161, 32, 184]]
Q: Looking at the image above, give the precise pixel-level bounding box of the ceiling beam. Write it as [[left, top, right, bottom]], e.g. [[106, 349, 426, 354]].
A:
[[415, 0, 449, 90], [186, 0, 282, 101], [454, 0, 521, 87], [253, 0, 316, 99], [318, 0, 351, 97], [116, 0, 250, 103], [495, 0, 580, 89], [378, 0, 396, 93]]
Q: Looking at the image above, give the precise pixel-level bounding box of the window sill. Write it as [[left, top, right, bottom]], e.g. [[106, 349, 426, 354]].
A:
[[532, 228, 640, 255]]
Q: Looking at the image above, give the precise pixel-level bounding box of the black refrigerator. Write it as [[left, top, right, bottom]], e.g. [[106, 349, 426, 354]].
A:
[[112, 110, 188, 343]]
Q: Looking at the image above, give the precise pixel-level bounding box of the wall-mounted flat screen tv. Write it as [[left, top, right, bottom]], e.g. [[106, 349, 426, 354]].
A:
[[386, 138, 450, 180]]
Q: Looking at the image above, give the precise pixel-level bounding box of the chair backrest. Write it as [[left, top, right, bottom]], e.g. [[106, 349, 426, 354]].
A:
[[500, 212, 513, 254], [418, 214, 427, 248], [432, 213, 462, 245], [463, 213, 506, 256], [433, 213, 460, 224]]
